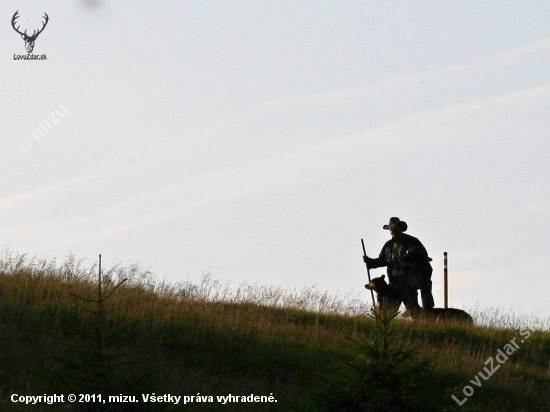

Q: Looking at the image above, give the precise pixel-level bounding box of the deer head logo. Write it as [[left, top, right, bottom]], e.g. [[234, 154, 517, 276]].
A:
[[11, 11, 49, 54]]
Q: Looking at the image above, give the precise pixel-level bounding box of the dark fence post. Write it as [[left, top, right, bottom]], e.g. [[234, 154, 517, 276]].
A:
[[444, 252, 448, 309]]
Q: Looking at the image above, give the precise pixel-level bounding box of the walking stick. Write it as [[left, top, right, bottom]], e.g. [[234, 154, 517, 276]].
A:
[[361, 239, 376, 307]]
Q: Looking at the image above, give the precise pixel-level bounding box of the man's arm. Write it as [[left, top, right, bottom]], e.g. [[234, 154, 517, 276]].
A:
[[402, 236, 430, 269], [363, 242, 389, 269]]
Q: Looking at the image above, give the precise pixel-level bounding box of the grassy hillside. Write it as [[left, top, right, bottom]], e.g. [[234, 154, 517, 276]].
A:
[[0, 252, 548, 411]]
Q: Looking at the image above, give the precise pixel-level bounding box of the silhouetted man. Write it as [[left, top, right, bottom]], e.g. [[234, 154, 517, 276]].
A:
[[363, 217, 434, 313]]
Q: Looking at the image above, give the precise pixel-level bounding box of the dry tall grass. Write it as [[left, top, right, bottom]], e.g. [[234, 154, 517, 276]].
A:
[[0, 249, 548, 411]]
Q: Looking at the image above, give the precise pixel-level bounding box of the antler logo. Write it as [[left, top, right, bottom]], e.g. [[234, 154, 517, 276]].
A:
[[11, 11, 49, 54]]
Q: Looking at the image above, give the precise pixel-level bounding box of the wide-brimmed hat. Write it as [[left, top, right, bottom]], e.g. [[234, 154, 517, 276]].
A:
[[383, 217, 402, 230]]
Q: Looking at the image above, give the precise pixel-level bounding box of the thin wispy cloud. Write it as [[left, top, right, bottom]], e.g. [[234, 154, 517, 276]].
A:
[[61, 34, 550, 175], [0, 169, 111, 211], [2, 77, 549, 249]]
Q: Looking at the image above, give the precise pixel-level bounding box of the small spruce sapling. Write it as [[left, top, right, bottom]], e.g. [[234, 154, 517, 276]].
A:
[[305, 305, 459, 411], [38, 255, 161, 411]]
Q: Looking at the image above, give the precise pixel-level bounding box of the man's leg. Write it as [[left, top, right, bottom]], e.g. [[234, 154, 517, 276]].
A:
[[420, 277, 435, 309], [391, 276, 420, 314], [403, 285, 420, 312]]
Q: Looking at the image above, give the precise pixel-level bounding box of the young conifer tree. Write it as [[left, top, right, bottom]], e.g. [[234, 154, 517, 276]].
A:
[[38, 255, 162, 412], [305, 306, 459, 411]]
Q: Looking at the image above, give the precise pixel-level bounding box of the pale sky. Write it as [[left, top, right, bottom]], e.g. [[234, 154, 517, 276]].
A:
[[2, 1, 550, 323]]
